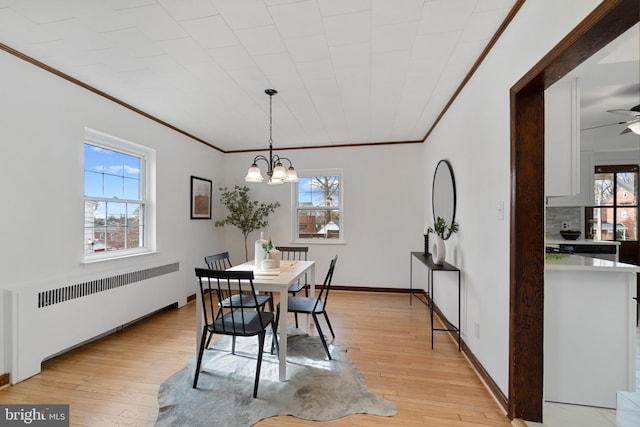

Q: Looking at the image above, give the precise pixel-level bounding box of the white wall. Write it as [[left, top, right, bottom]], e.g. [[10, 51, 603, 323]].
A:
[[219, 144, 426, 287], [0, 49, 226, 377], [422, 0, 601, 395]]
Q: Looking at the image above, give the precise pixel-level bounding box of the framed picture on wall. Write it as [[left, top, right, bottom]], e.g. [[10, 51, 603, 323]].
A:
[[190, 176, 212, 219]]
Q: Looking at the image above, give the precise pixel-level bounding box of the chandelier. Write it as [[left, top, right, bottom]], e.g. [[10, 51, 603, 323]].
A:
[[245, 89, 298, 184]]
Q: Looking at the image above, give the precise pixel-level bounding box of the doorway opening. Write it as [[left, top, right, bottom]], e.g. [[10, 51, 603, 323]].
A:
[[509, 1, 639, 422]]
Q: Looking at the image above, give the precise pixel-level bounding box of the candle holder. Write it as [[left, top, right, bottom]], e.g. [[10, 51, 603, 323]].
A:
[[424, 234, 430, 255]]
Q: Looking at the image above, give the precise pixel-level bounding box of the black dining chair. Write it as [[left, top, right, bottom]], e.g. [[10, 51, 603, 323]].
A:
[[204, 252, 234, 306], [193, 268, 278, 398], [275, 255, 338, 360], [203, 251, 272, 350], [276, 246, 311, 297], [204, 251, 233, 270], [203, 252, 234, 314], [276, 246, 311, 328], [204, 251, 271, 310]]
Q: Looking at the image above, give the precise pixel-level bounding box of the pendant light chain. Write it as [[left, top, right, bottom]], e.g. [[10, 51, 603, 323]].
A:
[[269, 90, 273, 145]]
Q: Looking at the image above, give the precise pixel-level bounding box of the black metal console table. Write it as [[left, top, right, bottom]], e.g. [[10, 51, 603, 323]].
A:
[[410, 252, 461, 351]]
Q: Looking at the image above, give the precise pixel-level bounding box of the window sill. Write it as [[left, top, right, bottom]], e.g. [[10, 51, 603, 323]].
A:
[[292, 239, 347, 245], [83, 249, 158, 264]]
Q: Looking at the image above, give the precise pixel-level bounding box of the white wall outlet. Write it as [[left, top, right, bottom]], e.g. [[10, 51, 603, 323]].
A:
[[562, 222, 570, 229]]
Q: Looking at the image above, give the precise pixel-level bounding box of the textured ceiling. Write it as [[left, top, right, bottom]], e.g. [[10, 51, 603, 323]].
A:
[[0, 0, 519, 151], [574, 22, 639, 147]]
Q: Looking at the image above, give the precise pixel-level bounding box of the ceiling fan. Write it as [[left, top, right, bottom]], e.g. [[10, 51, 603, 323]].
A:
[[581, 104, 640, 135], [607, 104, 640, 134]]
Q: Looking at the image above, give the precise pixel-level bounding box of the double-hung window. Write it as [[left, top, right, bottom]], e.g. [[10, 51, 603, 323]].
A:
[[293, 170, 343, 242], [590, 164, 638, 241], [83, 128, 155, 260]]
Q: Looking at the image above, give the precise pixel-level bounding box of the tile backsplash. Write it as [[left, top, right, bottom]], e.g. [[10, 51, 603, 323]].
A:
[[546, 207, 582, 239]]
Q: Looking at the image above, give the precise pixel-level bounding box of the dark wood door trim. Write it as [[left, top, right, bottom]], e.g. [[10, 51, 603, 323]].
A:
[[509, 88, 545, 421], [509, 0, 639, 421]]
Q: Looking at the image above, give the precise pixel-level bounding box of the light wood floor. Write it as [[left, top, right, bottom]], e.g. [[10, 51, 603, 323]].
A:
[[0, 291, 512, 426]]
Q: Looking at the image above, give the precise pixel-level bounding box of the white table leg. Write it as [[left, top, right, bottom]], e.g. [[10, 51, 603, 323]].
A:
[[278, 288, 287, 381], [309, 263, 316, 295]]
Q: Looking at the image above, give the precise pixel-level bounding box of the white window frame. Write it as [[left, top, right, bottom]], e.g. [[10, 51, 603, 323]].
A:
[[291, 169, 344, 244], [83, 128, 156, 262]]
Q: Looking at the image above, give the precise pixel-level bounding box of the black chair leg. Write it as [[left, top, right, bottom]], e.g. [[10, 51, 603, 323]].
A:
[[270, 322, 279, 355], [294, 313, 299, 328], [323, 311, 336, 338], [272, 310, 280, 353], [254, 332, 265, 398], [193, 327, 209, 388], [268, 293, 275, 312], [232, 336, 236, 354], [312, 314, 331, 360], [205, 332, 214, 349]]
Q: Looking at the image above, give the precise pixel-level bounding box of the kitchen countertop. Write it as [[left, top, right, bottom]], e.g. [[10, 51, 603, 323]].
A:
[[546, 238, 621, 245], [545, 253, 639, 272]]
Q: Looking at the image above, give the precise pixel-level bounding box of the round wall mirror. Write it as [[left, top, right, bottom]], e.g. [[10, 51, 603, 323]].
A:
[[432, 159, 457, 240]]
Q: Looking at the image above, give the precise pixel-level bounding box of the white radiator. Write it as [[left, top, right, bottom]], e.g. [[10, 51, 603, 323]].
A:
[[8, 263, 181, 384]]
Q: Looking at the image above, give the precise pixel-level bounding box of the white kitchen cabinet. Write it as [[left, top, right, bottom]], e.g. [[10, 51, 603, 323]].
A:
[[545, 77, 580, 198], [546, 150, 594, 206], [544, 256, 638, 408]]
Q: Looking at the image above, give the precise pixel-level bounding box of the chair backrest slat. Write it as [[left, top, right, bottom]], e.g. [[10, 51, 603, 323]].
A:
[[314, 255, 338, 311]]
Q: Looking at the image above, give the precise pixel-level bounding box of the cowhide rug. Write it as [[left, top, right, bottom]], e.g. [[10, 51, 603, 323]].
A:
[[155, 328, 397, 426]]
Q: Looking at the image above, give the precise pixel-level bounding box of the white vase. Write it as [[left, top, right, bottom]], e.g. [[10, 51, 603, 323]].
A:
[[254, 232, 268, 269], [269, 248, 280, 268], [432, 235, 446, 265], [262, 258, 275, 270]]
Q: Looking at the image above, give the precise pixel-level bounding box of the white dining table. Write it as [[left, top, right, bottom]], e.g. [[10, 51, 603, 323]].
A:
[[195, 259, 315, 381]]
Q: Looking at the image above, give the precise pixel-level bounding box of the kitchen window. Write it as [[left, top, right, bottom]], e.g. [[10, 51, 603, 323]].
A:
[[292, 169, 343, 242], [589, 164, 638, 241], [83, 128, 156, 260]]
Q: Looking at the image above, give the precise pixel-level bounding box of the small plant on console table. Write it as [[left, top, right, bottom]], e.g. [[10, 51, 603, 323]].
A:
[[427, 216, 459, 265], [427, 216, 459, 238]]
